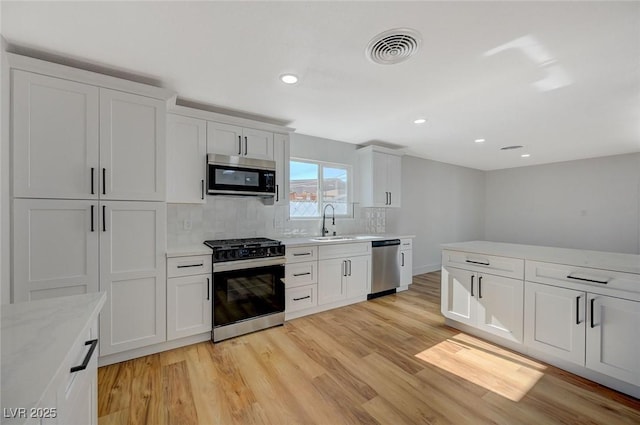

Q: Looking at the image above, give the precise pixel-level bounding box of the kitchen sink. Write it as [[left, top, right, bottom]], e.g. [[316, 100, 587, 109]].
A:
[[309, 236, 355, 242]]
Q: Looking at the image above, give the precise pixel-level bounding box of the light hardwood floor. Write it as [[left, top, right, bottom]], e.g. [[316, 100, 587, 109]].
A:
[[98, 272, 640, 425]]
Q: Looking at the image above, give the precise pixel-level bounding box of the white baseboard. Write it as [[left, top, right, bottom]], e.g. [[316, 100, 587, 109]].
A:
[[98, 332, 211, 367], [413, 263, 441, 275]]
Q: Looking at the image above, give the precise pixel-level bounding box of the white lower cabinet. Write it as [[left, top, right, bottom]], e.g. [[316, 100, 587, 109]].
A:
[[524, 282, 586, 365], [441, 266, 523, 343], [56, 319, 99, 425], [399, 239, 413, 286], [318, 255, 370, 305], [99, 202, 166, 356], [286, 284, 318, 313], [586, 294, 640, 385], [13, 199, 99, 302], [167, 255, 212, 340]]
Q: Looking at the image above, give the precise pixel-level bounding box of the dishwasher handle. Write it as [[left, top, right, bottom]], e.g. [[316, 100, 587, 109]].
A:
[[372, 239, 401, 247]]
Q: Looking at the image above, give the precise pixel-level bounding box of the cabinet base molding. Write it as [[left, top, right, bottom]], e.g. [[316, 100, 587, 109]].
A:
[[98, 332, 210, 367], [397, 284, 410, 292], [444, 318, 640, 398], [285, 295, 368, 321]]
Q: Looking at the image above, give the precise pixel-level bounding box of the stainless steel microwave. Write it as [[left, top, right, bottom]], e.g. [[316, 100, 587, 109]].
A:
[[207, 154, 276, 198]]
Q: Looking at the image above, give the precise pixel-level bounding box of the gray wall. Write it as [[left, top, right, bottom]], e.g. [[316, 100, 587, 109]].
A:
[[484, 153, 640, 254], [386, 155, 486, 274]]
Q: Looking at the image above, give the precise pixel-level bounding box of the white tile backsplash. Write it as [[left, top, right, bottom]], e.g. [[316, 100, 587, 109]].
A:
[[167, 198, 386, 248]]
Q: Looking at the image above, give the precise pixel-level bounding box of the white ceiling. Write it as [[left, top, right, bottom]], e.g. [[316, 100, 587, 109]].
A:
[[2, 1, 639, 170]]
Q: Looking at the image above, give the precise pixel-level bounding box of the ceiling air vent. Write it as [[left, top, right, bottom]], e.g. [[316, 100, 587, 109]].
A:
[[500, 145, 524, 151], [366, 28, 422, 65]]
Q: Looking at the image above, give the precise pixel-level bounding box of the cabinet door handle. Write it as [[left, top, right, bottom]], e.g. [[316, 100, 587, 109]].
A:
[[342, 260, 347, 277], [470, 275, 475, 297], [276, 184, 279, 202], [293, 272, 311, 277], [91, 167, 95, 195], [244, 136, 248, 156], [590, 298, 596, 328], [201, 179, 205, 200], [90, 205, 95, 232], [177, 263, 204, 269], [102, 205, 106, 232], [238, 136, 242, 155], [206, 277, 210, 301], [70, 339, 98, 373], [567, 275, 609, 285], [466, 259, 490, 266], [478, 276, 483, 298], [576, 295, 581, 325], [401, 252, 405, 267], [293, 295, 311, 301], [389, 192, 392, 205], [348, 259, 352, 276], [102, 168, 106, 195]]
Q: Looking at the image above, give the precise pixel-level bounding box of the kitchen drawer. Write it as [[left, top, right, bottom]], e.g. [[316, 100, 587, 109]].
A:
[[286, 245, 318, 263], [319, 242, 370, 260], [286, 261, 318, 288], [167, 255, 211, 278], [526, 260, 640, 296], [286, 284, 318, 313], [442, 249, 524, 280], [400, 238, 413, 249]]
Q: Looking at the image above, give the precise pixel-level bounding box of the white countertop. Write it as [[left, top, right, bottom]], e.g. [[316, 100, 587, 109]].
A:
[[442, 241, 640, 275], [281, 234, 415, 247], [166, 244, 213, 258], [1, 292, 106, 424]]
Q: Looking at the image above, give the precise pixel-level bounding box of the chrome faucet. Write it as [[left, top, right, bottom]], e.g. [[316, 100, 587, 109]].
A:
[[321, 204, 336, 236]]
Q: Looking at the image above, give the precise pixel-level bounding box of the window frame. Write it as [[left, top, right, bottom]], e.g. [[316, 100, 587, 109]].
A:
[[289, 157, 353, 220]]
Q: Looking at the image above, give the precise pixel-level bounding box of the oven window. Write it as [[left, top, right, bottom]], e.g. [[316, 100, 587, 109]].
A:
[[215, 168, 259, 187], [214, 265, 284, 327]]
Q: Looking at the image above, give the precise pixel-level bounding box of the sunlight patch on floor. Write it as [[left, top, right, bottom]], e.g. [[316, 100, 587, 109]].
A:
[[415, 333, 547, 402]]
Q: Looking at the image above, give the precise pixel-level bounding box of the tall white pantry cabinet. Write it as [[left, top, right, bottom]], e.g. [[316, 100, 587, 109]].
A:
[[9, 55, 172, 357]]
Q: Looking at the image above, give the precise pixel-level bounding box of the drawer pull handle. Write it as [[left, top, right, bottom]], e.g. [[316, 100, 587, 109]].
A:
[[466, 259, 490, 266], [566, 275, 609, 285], [293, 295, 311, 301], [70, 339, 98, 373], [293, 252, 312, 256], [177, 263, 204, 268], [293, 272, 311, 277]]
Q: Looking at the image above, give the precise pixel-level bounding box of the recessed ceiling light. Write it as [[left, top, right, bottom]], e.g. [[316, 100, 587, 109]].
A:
[[280, 74, 298, 84], [521, 154, 531, 158], [475, 138, 485, 143], [414, 118, 427, 124]]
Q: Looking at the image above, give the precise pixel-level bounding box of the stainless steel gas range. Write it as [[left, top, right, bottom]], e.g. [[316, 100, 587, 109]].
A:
[[203, 237, 285, 342]]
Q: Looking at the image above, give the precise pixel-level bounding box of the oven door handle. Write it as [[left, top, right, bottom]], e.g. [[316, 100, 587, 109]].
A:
[[213, 257, 286, 272]]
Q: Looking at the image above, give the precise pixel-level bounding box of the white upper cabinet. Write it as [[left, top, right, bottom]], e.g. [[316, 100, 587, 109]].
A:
[[273, 133, 290, 206], [207, 121, 274, 160], [12, 71, 167, 201], [99, 89, 166, 201], [166, 114, 207, 203], [12, 70, 100, 199], [358, 146, 402, 208]]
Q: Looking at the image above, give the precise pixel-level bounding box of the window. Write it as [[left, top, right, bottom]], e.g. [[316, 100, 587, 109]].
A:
[[289, 159, 351, 218]]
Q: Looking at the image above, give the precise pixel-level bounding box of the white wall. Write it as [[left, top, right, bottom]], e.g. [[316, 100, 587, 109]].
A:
[[386, 155, 486, 274], [485, 153, 640, 254]]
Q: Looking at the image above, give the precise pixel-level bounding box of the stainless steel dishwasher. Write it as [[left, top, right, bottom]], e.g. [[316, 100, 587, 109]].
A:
[[368, 239, 401, 299]]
